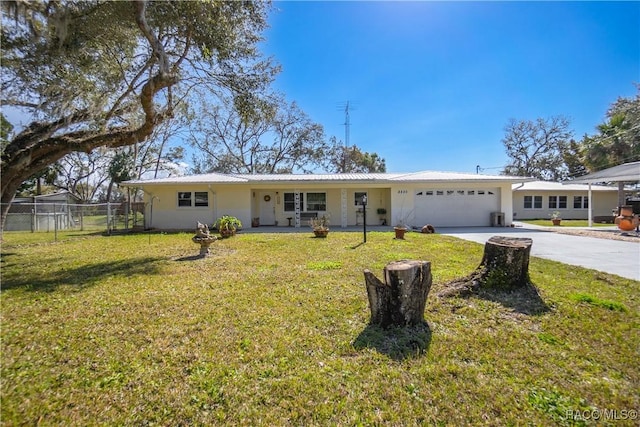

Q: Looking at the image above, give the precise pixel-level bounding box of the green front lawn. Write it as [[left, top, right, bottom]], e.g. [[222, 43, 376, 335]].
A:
[[519, 219, 613, 227], [1, 231, 638, 425]]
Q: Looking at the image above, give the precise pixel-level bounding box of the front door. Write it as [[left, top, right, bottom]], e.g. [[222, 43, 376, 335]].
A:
[[260, 192, 276, 225]]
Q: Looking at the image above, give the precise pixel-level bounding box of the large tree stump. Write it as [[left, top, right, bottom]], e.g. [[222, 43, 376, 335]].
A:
[[439, 236, 533, 297], [364, 260, 432, 328]]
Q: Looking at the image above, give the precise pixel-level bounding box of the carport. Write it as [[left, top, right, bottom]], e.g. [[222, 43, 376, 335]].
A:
[[564, 161, 640, 227]]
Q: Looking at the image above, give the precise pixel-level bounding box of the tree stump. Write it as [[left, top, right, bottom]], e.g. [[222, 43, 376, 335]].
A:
[[364, 260, 432, 328], [439, 236, 533, 297]]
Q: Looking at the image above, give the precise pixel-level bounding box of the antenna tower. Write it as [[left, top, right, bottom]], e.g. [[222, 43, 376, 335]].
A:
[[344, 101, 350, 149], [337, 101, 356, 173], [337, 101, 355, 148]]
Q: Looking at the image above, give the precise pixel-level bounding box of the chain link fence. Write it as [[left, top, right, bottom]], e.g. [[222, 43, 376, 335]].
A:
[[2, 202, 145, 238]]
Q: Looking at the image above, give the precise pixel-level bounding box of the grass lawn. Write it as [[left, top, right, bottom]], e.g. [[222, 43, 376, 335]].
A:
[[519, 219, 614, 228], [1, 230, 638, 426]]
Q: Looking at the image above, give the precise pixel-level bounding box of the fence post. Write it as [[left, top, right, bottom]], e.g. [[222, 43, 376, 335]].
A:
[[124, 202, 129, 230], [34, 199, 38, 232], [67, 204, 73, 230], [107, 202, 111, 234], [54, 203, 58, 242]]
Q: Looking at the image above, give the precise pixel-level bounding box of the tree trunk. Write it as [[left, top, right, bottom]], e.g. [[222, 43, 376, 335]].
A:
[[105, 180, 115, 204], [0, 2, 179, 234], [439, 236, 533, 297], [364, 260, 432, 328], [479, 236, 532, 287]]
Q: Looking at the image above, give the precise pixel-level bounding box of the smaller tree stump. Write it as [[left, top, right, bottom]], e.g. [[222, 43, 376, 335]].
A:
[[364, 260, 432, 328]]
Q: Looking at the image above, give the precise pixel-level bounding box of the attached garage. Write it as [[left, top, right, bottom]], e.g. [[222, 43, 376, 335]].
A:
[[413, 187, 501, 227]]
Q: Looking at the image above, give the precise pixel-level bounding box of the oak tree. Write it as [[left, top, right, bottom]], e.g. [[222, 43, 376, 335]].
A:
[[325, 136, 387, 173], [501, 116, 573, 180], [1, 0, 276, 229], [190, 94, 327, 174]]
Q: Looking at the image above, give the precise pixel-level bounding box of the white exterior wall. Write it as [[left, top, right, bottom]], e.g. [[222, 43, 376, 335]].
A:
[[143, 184, 252, 230], [513, 190, 618, 220], [389, 182, 514, 227], [143, 183, 392, 230], [390, 185, 415, 227], [137, 179, 518, 230]]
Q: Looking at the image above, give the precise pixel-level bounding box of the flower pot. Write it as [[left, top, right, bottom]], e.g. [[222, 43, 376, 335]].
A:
[[551, 219, 561, 226], [313, 229, 329, 238], [394, 227, 407, 239], [219, 228, 236, 238]]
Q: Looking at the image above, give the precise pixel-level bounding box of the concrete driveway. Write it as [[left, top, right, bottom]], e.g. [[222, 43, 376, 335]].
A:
[[439, 225, 640, 281]]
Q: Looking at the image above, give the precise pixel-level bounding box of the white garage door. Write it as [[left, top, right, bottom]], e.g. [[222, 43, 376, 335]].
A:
[[413, 188, 501, 227]]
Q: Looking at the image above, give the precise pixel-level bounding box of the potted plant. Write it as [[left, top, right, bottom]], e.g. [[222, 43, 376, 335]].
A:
[[393, 208, 414, 239], [394, 223, 408, 239], [550, 211, 562, 226], [215, 215, 242, 238], [377, 208, 387, 225], [393, 218, 410, 239], [310, 214, 330, 238]]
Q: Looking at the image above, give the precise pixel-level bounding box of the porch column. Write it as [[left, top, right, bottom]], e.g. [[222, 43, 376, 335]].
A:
[[294, 189, 301, 228], [588, 184, 593, 227], [341, 188, 348, 228], [617, 182, 625, 214]]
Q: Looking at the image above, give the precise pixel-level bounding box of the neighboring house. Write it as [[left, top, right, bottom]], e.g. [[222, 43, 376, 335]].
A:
[[5, 192, 81, 231], [512, 181, 618, 221], [122, 171, 532, 230]]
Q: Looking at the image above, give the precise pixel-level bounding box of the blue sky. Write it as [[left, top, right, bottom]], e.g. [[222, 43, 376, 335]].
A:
[[261, 1, 640, 174]]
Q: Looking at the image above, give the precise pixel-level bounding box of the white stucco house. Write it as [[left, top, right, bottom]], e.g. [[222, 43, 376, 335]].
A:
[[512, 181, 619, 221], [122, 171, 533, 230]]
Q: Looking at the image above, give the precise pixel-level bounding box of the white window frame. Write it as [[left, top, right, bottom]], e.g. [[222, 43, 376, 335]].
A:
[[354, 191, 368, 206], [178, 192, 192, 207], [306, 192, 327, 212], [550, 195, 567, 209], [284, 192, 304, 212], [177, 191, 209, 208], [573, 195, 589, 209], [524, 195, 542, 209]]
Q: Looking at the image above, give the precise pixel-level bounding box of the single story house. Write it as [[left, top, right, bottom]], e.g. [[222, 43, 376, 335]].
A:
[[122, 171, 533, 230], [512, 181, 619, 221]]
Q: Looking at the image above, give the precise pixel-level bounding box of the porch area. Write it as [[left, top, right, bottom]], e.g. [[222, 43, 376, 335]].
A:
[[249, 187, 392, 229]]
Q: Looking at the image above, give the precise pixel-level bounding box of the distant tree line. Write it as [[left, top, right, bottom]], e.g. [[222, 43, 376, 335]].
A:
[[501, 85, 639, 181]]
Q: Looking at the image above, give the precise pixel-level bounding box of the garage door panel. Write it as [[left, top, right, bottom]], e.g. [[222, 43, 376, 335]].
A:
[[414, 189, 500, 227]]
